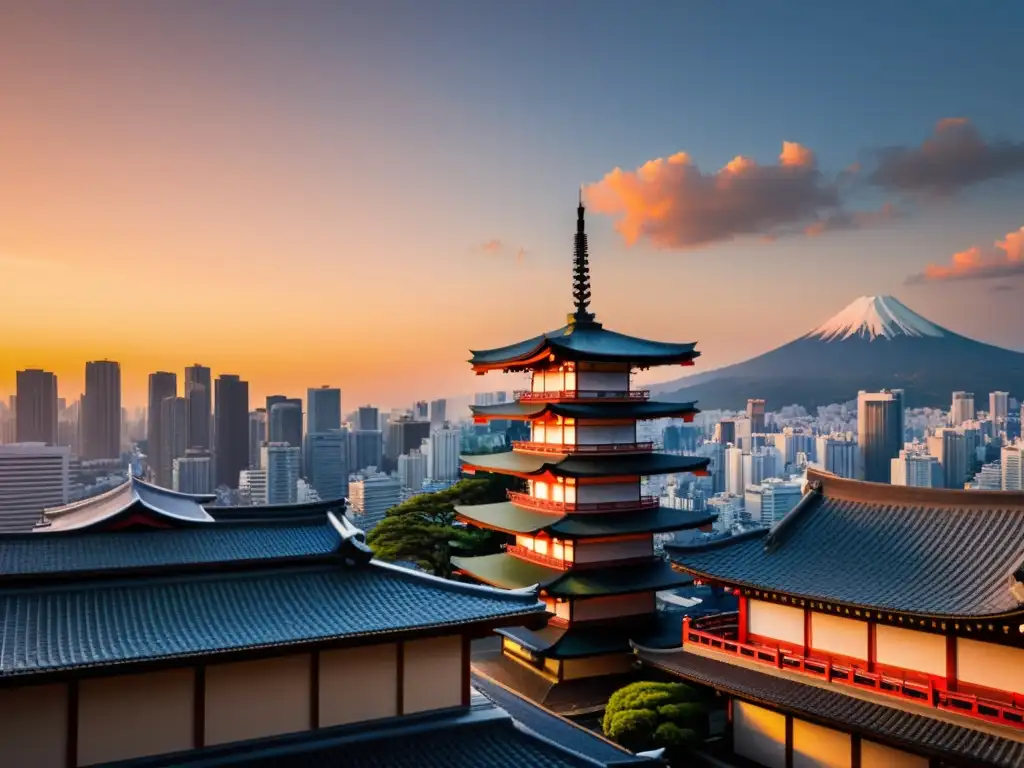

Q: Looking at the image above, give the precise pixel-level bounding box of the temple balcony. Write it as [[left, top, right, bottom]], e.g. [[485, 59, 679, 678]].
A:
[[507, 490, 659, 514], [511, 440, 654, 455], [505, 543, 572, 570], [513, 389, 650, 402], [681, 614, 1024, 733]]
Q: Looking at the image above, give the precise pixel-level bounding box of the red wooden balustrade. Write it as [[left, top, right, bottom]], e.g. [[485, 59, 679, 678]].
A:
[[513, 389, 650, 402], [681, 615, 1024, 731], [505, 544, 570, 570], [512, 441, 654, 455], [507, 491, 659, 513]]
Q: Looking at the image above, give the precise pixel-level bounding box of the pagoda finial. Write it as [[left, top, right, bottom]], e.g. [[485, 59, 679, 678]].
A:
[[570, 188, 595, 325]]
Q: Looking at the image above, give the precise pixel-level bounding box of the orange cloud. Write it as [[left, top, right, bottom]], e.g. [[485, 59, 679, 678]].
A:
[[870, 118, 1024, 196], [475, 239, 528, 261], [906, 225, 1024, 284], [585, 141, 852, 249], [479, 239, 503, 254]]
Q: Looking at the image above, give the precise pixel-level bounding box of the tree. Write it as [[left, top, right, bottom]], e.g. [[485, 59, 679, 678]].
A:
[[603, 681, 707, 759], [366, 474, 518, 578]]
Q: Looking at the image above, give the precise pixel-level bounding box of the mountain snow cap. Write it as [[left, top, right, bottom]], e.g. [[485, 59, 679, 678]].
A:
[[806, 295, 946, 342]]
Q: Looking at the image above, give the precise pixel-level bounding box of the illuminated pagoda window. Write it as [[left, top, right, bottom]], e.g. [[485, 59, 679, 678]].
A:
[[453, 193, 714, 708]]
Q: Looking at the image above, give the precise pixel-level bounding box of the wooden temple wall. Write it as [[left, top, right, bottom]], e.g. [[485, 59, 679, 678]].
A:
[[575, 423, 636, 445], [573, 536, 652, 564], [576, 370, 629, 391], [0, 634, 471, 767], [732, 700, 928, 768], [575, 482, 639, 504], [572, 592, 655, 622]]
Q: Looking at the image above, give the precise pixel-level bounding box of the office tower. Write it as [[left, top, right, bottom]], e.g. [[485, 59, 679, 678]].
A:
[[349, 429, 384, 474], [971, 461, 1003, 490], [357, 406, 379, 431], [856, 389, 903, 482], [307, 386, 341, 433], [427, 426, 460, 482], [746, 398, 766, 435], [82, 360, 121, 459], [266, 395, 287, 412], [891, 449, 943, 488], [927, 428, 970, 489], [146, 371, 177, 483], [0, 399, 14, 444], [1001, 443, 1024, 491], [429, 399, 447, 429], [214, 374, 249, 488], [248, 409, 267, 469], [716, 419, 736, 445], [990, 391, 1010, 422], [57, 399, 80, 456], [184, 364, 212, 449], [742, 447, 782, 488], [158, 396, 187, 488], [815, 435, 858, 479], [173, 449, 213, 494], [951, 391, 975, 426], [413, 400, 429, 421], [398, 450, 427, 496], [306, 429, 349, 500], [238, 468, 268, 505], [744, 478, 802, 526], [269, 401, 303, 448], [733, 417, 752, 452], [0, 443, 70, 532], [15, 369, 58, 444], [347, 471, 401, 532], [385, 417, 431, 468], [261, 442, 300, 505], [724, 445, 744, 496]]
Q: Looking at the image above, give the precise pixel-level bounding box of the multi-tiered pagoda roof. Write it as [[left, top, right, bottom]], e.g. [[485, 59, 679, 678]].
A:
[[453, 194, 712, 707]]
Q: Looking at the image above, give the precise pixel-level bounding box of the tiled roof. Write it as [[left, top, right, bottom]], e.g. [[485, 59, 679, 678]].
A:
[[37, 475, 215, 532], [667, 469, 1024, 618], [112, 701, 642, 767], [637, 648, 1024, 768], [462, 451, 709, 479], [455, 502, 714, 538], [497, 611, 684, 659], [469, 321, 698, 368], [206, 498, 346, 522], [470, 401, 700, 421], [0, 520, 340, 578], [0, 558, 545, 678], [453, 553, 694, 598]]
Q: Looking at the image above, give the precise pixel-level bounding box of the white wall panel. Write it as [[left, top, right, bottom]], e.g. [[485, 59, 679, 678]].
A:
[[875, 625, 945, 678], [320, 644, 398, 727], [957, 637, 1024, 695], [810, 613, 867, 660], [403, 635, 463, 714], [733, 701, 786, 768], [206, 654, 311, 746], [748, 600, 804, 647]]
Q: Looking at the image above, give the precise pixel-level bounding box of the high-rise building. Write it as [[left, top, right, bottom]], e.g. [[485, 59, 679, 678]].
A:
[[307, 386, 342, 433], [266, 395, 288, 412], [146, 371, 177, 483], [429, 399, 447, 429], [349, 429, 383, 474], [214, 374, 249, 489], [306, 430, 349, 500], [173, 448, 213, 494], [269, 401, 303, 455], [184, 364, 212, 450], [742, 447, 783, 487], [744, 478, 802, 526], [385, 417, 431, 469], [0, 443, 70, 532], [248, 409, 267, 469], [990, 391, 1010, 422], [746, 398, 766, 435], [397, 450, 427, 497], [715, 419, 736, 445], [1001, 443, 1024, 491], [413, 400, 429, 421], [427, 426, 461, 482], [158, 396, 188, 488], [856, 389, 903, 482], [724, 445, 744, 496], [83, 360, 121, 460], [970, 461, 1003, 491], [262, 442, 300, 505], [891, 449, 943, 488], [357, 406, 379, 431], [815, 434, 858, 479], [238, 468, 267, 505], [347, 471, 400, 531], [15, 369, 58, 445], [951, 391, 975, 426], [927, 428, 970, 489]]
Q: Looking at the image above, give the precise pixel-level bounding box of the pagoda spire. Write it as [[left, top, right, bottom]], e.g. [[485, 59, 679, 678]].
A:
[[571, 187, 596, 325]]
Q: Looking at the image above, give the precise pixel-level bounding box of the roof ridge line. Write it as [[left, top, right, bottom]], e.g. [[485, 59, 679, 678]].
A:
[[763, 482, 824, 553], [370, 558, 542, 604], [665, 527, 767, 555]]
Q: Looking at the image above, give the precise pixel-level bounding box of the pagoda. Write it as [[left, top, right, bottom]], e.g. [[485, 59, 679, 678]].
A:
[[452, 194, 714, 696], [640, 468, 1024, 768]]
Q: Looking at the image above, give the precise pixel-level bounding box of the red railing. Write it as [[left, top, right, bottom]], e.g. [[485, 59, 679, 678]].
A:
[[512, 441, 654, 455], [513, 389, 650, 402], [681, 616, 1024, 731], [507, 491, 659, 513], [505, 544, 570, 570]]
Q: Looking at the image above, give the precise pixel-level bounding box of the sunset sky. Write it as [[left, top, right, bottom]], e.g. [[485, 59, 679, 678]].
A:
[[3, 2, 1024, 410]]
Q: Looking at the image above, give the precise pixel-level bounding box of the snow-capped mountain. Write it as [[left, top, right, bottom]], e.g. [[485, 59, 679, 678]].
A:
[[652, 296, 1024, 410]]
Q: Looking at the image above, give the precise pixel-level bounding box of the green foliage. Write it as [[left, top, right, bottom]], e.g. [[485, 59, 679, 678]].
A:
[[602, 680, 707, 758], [365, 476, 517, 578]]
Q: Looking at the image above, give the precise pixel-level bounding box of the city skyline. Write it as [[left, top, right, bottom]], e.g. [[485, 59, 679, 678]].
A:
[[3, 3, 1024, 408]]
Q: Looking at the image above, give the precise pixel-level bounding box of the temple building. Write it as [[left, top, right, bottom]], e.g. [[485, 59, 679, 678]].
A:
[[452, 195, 713, 707], [1, 473, 660, 767], [639, 467, 1024, 768]]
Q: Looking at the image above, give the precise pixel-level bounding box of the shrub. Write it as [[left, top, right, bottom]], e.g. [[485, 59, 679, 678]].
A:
[[603, 680, 707, 756]]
